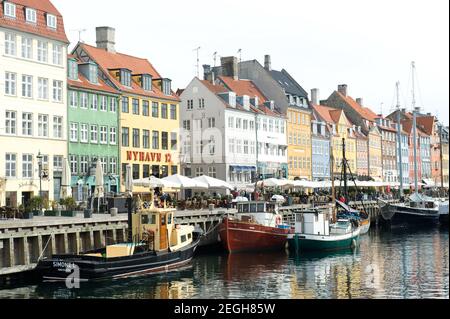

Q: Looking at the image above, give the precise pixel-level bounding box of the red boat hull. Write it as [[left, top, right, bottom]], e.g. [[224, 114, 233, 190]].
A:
[[218, 217, 291, 253]]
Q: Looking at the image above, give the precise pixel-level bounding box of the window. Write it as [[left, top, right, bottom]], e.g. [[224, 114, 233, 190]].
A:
[[80, 92, 88, 108], [53, 116, 62, 138], [100, 96, 107, 111], [142, 164, 150, 178], [4, 2, 16, 18], [236, 140, 242, 154], [46, 14, 57, 29], [38, 78, 49, 100], [161, 103, 168, 119], [208, 167, 216, 178], [170, 104, 177, 120], [228, 138, 235, 153], [68, 59, 78, 80], [243, 140, 249, 154], [132, 129, 140, 147], [183, 120, 191, 130], [187, 99, 193, 110], [132, 99, 139, 115], [80, 124, 88, 142], [142, 75, 152, 91], [22, 75, 32, 98], [20, 154, 32, 179], [79, 156, 88, 174], [198, 98, 205, 109], [70, 123, 78, 142], [152, 102, 159, 117], [52, 80, 63, 102], [100, 126, 108, 144], [161, 132, 168, 150], [5, 111, 16, 135], [5, 153, 16, 178], [5, 72, 16, 95], [90, 125, 98, 143], [38, 114, 48, 137], [122, 97, 129, 113], [22, 113, 32, 136], [53, 155, 63, 171], [143, 130, 150, 149], [132, 164, 140, 180], [236, 118, 241, 129], [152, 131, 159, 149], [4, 33, 16, 55], [37, 41, 47, 62], [208, 118, 215, 128], [162, 79, 171, 95], [52, 44, 62, 65], [21, 37, 32, 59], [69, 155, 77, 175], [195, 167, 203, 177], [100, 157, 108, 173], [88, 64, 98, 83], [209, 136, 215, 155], [69, 91, 78, 107], [91, 94, 98, 110], [120, 69, 131, 87], [109, 158, 117, 175], [171, 132, 177, 150], [122, 127, 129, 147], [142, 101, 149, 116], [110, 97, 117, 112], [109, 127, 117, 145]]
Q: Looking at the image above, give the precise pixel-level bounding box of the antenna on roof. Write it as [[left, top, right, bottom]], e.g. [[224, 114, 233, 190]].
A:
[[70, 29, 87, 43], [193, 46, 201, 78]]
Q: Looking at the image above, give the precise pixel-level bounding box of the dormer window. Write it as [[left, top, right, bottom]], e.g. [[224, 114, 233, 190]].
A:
[[142, 74, 152, 91], [89, 64, 98, 84], [25, 8, 36, 23], [120, 69, 132, 87], [46, 14, 57, 29], [68, 59, 78, 81], [4, 2, 16, 18], [162, 78, 171, 95]]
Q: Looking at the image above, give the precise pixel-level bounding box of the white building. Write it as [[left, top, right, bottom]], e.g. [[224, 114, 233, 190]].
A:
[[0, 0, 69, 207]]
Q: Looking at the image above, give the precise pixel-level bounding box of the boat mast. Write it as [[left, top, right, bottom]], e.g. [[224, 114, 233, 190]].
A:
[[396, 81, 404, 197], [411, 61, 419, 195], [330, 132, 336, 222], [342, 138, 348, 199]]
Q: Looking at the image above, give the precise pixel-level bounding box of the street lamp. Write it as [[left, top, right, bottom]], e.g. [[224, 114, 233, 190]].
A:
[[37, 151, 43, 199]]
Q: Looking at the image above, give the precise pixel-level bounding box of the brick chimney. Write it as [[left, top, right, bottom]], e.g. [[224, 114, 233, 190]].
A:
[[356, 98, 363, 106], [221, 56, 238, 80], [264, 55, 271, 71], [96, 26, 116, 53], [311, 88, 319, 105], [338, 84, 348, 97]]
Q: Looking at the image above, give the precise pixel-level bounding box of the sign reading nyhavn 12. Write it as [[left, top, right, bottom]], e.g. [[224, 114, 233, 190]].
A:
[[126, 151, 172, 163]]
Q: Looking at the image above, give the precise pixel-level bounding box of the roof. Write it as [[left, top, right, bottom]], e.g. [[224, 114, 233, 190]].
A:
[[200, 80, 228, 95], [416, 116, 435, 135], [335, 91, 377, 121], [0, 0, 68, 43], [78, 43, 179, 102], [313, 105, 342, 124], [269, 69, 308, 98], [218, 76, 268, 103]]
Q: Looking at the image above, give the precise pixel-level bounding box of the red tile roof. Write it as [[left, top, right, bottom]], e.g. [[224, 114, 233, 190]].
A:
[[0, 0, 68, 43], [200, 80, 228, 95], [416, 116, 435, 135], [68, 75, 118, 95], [218, 76, 267, 104], [335, 91, 377, 121], [78, 43, 179, 102]]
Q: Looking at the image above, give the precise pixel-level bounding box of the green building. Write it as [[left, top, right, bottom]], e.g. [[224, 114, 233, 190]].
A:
[[67, 56, 120, 200]]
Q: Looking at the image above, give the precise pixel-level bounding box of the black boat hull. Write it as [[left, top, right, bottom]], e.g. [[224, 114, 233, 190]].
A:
[[381, 203, 439, 225], [36, 239, 200, 282]]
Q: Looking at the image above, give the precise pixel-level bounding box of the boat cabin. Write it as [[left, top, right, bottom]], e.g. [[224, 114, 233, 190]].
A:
[[408, 193, 438, 209], [236, 201, 282, 228], [292, 209, 331, 236]]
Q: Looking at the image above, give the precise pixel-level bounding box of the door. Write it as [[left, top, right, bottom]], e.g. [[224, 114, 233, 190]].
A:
[[160, 213, 168, 250]]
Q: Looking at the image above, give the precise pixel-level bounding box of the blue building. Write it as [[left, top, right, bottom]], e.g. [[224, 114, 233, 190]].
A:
[[311, 119, 331, 181]]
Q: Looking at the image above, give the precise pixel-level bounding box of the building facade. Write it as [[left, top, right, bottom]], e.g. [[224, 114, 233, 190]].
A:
[[375, 117, 398, 183], [67, 56, 120, 200], [311, 119, 330, 181], [354, 127, 369, 179], [440, 126, 449, 186], [0, 0, 68, 207], [72, 27, 180, 193], [368, 126, 383, 181]]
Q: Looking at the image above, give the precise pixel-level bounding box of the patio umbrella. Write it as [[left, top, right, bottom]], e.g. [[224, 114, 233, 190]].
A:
[[60, 158, 72, 199], [257, 178, 287, 188], [232, 196, 249, 203], [271, 194, 286, 203], [133, 176, 181, 189], [162, 174, 208, 189], [93, 159, 105, 213], [193, 175, 233, 190]]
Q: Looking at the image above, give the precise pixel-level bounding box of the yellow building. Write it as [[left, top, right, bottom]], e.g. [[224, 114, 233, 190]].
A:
[[313, 105, 356, 175], [73, 28, 180, 193], [368, 126, 383, 181], [287, 107, 312, 180]]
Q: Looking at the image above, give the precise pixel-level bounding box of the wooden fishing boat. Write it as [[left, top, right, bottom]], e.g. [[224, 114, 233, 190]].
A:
[[218, 201, 292, 253], [36, 196, 201, 282]]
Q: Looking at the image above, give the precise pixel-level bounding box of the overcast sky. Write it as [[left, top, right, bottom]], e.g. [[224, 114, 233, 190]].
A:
[[53, 0, 449, 124]]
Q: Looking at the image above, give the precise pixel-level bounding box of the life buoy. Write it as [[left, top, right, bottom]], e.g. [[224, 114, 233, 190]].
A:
[[275, 215, 282, 226]]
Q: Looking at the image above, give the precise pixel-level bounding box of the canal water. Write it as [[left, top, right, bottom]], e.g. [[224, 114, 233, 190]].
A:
[[0, 224, 448, 299]]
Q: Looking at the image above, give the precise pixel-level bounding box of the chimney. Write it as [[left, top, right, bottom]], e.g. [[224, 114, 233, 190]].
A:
[[264, 55, 271, 71], [338, 84, 348, 97], [220, 56, 238, 80], [356, 98, 363, 106], [96, 26, 116, 53], [203, 64, 211, 81], [311, 88, 319, 105]]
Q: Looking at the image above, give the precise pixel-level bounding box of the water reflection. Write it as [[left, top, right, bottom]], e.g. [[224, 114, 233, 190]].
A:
[[0, 227, 448, 299]]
